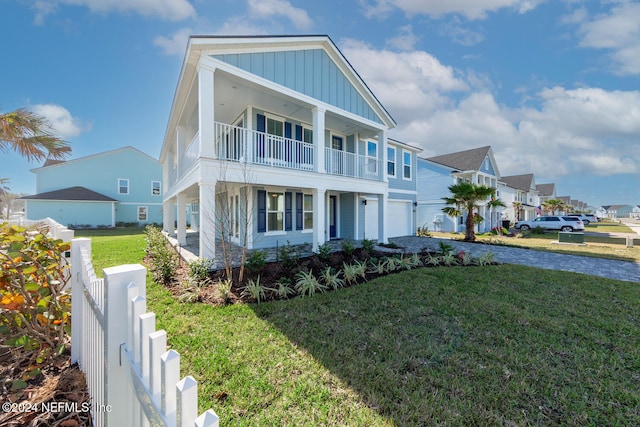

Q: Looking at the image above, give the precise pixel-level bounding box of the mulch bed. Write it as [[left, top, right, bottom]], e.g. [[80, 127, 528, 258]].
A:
[[0, 345, 93, 426]]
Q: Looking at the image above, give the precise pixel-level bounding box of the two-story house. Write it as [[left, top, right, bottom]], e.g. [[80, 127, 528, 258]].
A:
[[499, 174, 540, 222], [416, 146, 502, 233], [21, 146, 163, 227], [536, 183, 556, 213], [159, 35, 410, 261]]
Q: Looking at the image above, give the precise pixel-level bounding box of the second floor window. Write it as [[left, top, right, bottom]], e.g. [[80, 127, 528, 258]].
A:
[[152, 181, 161, 196], [366, 140, 377, 174], [403, 151, 411, 179], [387, 147, 396, 177], [118, 179, 129, 195]]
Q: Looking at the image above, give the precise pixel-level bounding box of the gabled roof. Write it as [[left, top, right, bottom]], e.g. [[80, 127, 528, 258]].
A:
[[424, 146, 492, 172], [501, 174, 536, 192], [388, 138, 423, 152], [536, 183, 555, 196], [21, 186, 117, 202]]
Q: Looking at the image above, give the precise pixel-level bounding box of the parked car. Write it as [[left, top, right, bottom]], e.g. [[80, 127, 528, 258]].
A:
[[514, 216, 585, 232], [567, 214, 594, 225]]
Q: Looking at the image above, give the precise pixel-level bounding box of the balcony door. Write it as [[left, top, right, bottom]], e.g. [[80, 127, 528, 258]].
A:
[[331, 136, 344, 175]]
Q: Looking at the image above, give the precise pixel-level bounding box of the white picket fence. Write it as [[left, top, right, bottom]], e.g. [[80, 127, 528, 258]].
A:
[[69, 236, 219, 427]]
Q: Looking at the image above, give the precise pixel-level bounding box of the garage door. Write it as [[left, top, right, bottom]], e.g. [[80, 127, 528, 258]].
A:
[[387, 201, 412, 237]]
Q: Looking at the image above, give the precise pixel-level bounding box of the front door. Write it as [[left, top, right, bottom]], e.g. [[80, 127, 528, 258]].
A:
[[329, 195, 338, 239]]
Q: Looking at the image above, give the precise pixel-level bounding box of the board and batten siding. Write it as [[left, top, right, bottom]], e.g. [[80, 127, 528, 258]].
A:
[[213, 49, 383, 125]]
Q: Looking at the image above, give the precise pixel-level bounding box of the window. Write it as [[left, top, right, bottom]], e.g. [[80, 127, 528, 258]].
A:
[[366, 140, 377, 174], [267, 192, 284, 232], [387, 147, 396, 177], [230, 195, 240, 238], [191, 202, 199, 213], [403, 151, 411, 179], [152, 181, 161, 196], [303, 194, 313, 230], [137, 206, 148, 221], [118, 179, 129, 195], [267, 117, 284, 137]]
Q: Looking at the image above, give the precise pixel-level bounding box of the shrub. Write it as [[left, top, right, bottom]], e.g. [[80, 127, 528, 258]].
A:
[[242, 276, 267, 303], [531, 226, 546, 234], [315, 242, 332, 262], [477, 251, 495, 266], [343, 261, 367, 284], [416, 225, 431, 237], [245, 249, 268, 274], [274, 278, 296, 299], [0, 223, 71, 355], [144, 225, 178, 284], [188, 258, 214, 282], [341, 240, 356, 257], [295, 271, 325, 297], [320, 267, 345, 290], [438, 241, 455, 256], [278, 241, 299, 270], [217, 279, 233, 304], [361, 238, 376, 253]]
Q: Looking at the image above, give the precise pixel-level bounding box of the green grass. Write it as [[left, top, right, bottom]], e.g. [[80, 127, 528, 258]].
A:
[[75, 227, 147, 276], [85, 229, 640, 425]]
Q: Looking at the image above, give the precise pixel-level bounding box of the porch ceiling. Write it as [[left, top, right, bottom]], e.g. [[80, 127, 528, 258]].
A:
[[213, 70, 382, 139]]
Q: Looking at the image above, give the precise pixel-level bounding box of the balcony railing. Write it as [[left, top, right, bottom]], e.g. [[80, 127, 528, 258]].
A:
[[167, 122, 382, 181], [324, 147, 381, 180]]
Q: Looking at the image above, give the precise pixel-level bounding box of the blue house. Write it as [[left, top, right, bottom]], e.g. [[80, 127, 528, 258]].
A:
[[159, 35, 423, 260], [22, 146, 162, 228], [416, 146, 502, 233]]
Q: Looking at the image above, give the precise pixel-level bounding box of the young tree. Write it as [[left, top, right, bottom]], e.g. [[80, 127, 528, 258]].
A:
[[0, 107, 71, 161], [542, 199, 565, 215], [442, 182, 501, 242], [512, 201, 523, 221]]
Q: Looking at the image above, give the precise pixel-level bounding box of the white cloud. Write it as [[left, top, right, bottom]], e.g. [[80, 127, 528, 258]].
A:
[[32, 0, 196, 23], [32, 104, 89, 139], [575, 2, 640, 75], [362, 0, 545, 20], [341, 42, 640, 180], [438, 17, 485, 46], [385, 25, 419, 51], [154, 27, 192, 56], [247, 0, 312, 30]]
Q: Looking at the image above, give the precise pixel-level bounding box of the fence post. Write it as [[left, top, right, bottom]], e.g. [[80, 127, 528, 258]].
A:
[[70, 238, 92, 364], [103, 263, 147, 427]]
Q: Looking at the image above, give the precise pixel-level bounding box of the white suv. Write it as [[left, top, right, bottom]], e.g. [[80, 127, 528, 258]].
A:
[[515, 216, 585, 232]]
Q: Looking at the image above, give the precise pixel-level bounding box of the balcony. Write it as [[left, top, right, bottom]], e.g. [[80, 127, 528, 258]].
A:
[[211, 122, 381, 181]]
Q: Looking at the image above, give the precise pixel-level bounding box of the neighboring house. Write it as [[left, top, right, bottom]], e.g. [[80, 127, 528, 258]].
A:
[[499, 174, 540, 222], [601, 204, 634, 219], [416, 146, 502, 233], [159, 35, 407, 260], [631, 205, 640, 219], [22, 147, 162, 228], [536, 183, 556, 212]]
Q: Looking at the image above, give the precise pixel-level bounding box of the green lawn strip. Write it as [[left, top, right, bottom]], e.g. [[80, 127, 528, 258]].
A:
[[75, 227, 147, 276], [585, 223, 634, 233], [83, 230, 640, 425]]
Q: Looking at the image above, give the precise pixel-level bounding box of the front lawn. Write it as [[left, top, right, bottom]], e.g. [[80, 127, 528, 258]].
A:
[[82, 229, 640, 425]]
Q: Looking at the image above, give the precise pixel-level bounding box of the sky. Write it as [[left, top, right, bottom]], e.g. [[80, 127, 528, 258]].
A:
[[1, 0, 639, 208]]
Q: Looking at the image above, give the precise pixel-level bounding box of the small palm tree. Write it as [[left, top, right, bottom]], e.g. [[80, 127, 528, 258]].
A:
[[442, 182, 502, 242], [542, 199, 564, 216], [0, 107, 71, 161], [0, 178, 10, 219], [512, 201, 523, 221]]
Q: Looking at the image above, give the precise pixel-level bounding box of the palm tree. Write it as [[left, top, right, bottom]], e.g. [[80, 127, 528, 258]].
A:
[[542, 199, 565, 216], [442, 182, 500, 242], [512, 201, 523, 221], [0, 107, 71, 161]]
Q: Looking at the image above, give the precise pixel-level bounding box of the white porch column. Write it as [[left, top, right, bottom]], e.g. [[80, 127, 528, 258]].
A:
[[245, 106, 254, 163], [377, 193, 388, 244], [176, 193, 187, 246], [313, 107, 326, 173], [199, 182, 217, 261], [176, 125, 186, 176], [378, 130, 388, 183], [312, 187, 326, 251], [163, 197, 175, 235], [198, 67, 216, 159]]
